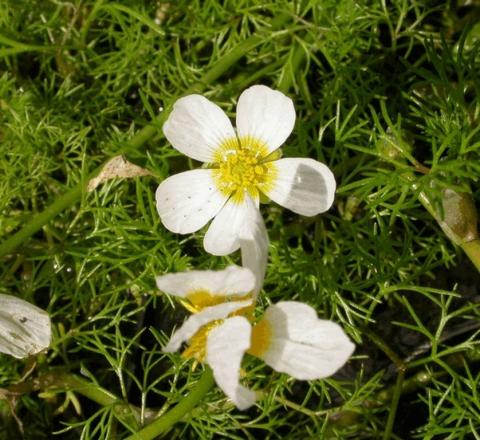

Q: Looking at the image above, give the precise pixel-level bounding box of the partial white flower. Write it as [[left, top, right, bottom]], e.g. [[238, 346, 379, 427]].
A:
[[0, 294, 51, 359], [157, 266, 354, 410], [156, 265, 255, 313], [205, 301, 354, 409], [163, 299, 253, 354], [156, 85, 336, 256], [206, 316, 257, 410], [248, 301, 355, 380], [238, 196, 269, 296], [156, 265, 255, 360]]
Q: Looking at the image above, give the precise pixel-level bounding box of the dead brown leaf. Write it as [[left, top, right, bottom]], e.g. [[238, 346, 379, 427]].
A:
[[87, 155, 153, 192]]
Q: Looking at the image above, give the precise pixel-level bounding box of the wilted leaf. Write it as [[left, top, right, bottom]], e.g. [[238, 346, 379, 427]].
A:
[[87, 155, 152, 192]]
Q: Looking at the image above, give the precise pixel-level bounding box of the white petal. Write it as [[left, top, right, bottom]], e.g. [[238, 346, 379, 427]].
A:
[[0, 294, 51, 359], [156, 169, 228, 234], [264, 158, 336, 216], [236, 85, 295, 155], [203, 196, 255, 256], [255, 301, 354, 380], [163, 94, 236, 162], [163, 299, 252, 353], [156, 265, 255, 299], [239, 197, 269, 295], [206, 316, 257, 410]]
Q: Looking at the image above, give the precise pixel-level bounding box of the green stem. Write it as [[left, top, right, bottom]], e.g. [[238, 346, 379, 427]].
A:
[[79, 0, 106, 47], [0, 33, 58, 56], [382, 369, 405, 440], [0, 112, 167, 260], [277, 39, 306, 94], [191, 37, 264, 93], [190, 13, 291, 91], [362, 327, 405, 369], [461, 239, 480, 272], [0, 185, 82, 258], [6, 372, 142, 428], [7, 371, 118, 407], [124, 368, 215, 440], [54, 374, 120, 407]]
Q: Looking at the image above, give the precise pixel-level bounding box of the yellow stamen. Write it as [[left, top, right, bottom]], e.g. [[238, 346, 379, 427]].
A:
[[183, 289, 253, 314], [231, 303, 255, 321], [182, 320, 223, 361], [185, 289, 226, 313], [179, 289, 257, 363], [212, 136, 277, 203], [248, 318, 272, 357]]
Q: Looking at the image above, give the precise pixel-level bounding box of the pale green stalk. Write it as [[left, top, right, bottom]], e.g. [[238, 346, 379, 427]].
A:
[[124, 368, 215, 440]]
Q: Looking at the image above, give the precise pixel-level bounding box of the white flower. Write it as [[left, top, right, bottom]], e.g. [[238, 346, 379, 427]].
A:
[[0, 294, 51, 359], [156, 267, 354, 410], [156, 85, 336, 256], [156, 265, 256, 359]]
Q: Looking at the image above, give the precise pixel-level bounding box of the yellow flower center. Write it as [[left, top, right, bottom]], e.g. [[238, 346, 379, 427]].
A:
[[182, 320, 222, 362], [212, 136, 277, 203], [182, 289, 227, 314], [180, 289, 254, 361], [247, 318, 272, 357]]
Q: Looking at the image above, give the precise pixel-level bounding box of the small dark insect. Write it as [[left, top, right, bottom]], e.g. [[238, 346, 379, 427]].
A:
[[20, 317, 28, 323]]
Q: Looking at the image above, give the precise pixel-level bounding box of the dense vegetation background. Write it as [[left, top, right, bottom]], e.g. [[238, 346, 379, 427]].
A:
[[1, 1, 479, 438]]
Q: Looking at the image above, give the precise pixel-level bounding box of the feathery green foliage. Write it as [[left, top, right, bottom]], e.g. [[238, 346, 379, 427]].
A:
[[1, 0, 480, 438]]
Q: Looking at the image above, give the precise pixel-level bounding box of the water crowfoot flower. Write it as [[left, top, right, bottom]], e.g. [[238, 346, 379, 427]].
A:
[[156, 265, 256, 359], [0, 294, 51, 359], [156, 267, 354, 410], [156, 85, 336, 256]]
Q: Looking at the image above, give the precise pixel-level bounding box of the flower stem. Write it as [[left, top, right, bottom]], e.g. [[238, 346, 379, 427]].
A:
[[461, 239, 480, 272], [362, 327, 406, 369], [382, 369, 405, 440], [7, 371, 118, 406], [5, 371, 141, 428], [124, 368, 215, 440], [0, 186, 80, 259], [54, 373, 120, 407], [277, 40, 306, 94]]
